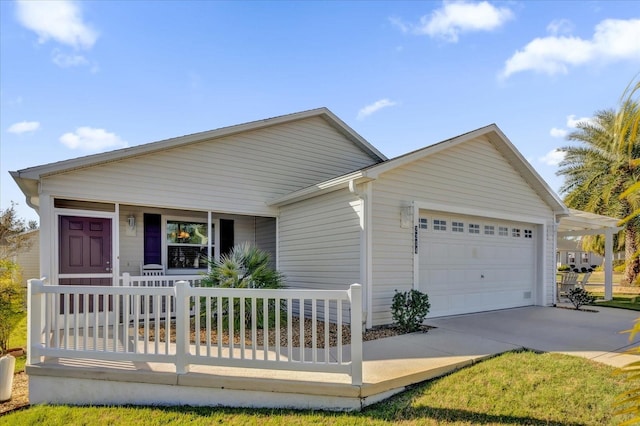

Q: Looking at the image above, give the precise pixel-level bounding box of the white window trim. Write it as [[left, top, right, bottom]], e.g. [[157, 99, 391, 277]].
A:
[[163, 215, 218, 275]]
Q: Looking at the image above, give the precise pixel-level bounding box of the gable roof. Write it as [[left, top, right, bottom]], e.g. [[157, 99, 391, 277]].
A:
[[10, 108, 387, 202], [270, 124, 569, 216]]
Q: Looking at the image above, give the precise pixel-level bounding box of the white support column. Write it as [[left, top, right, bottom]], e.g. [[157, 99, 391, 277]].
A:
[[175, 280, 191, 374], [27, 279, 44, 365], [207, 211, 212, 273], [39, 194, 52, 284], [349, 283, 363, 386], [604, 229, 614, 301]]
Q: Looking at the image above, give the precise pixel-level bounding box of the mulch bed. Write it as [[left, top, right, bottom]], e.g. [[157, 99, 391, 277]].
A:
[[141, 318, 432, 348], [0, 372, 28, 415]]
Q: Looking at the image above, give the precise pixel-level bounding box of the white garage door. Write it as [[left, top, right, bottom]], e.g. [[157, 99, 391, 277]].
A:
[[418, 211, 536, 318]]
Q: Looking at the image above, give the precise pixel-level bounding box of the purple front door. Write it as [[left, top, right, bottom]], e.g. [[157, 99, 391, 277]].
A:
[[59, 215, 112, 312]]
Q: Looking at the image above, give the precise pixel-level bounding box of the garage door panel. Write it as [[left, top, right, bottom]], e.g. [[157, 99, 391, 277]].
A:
[[419, 211, 536, 318]]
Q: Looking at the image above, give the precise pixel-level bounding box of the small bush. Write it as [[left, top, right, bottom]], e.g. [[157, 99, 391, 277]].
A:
[[557, 264, 571, 272], [567, 287, 597, 310], [391, 289, 430, 333], [201, 242, 284, 329]]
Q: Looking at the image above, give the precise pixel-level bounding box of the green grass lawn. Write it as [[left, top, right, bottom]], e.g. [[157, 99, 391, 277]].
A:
[[1, 350, 632, 425], [592, 295, 640, 311], [6, 312, 27, 373]]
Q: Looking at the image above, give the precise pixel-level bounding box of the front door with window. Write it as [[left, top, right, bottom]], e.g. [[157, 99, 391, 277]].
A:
[[59, 215, 112, 313]]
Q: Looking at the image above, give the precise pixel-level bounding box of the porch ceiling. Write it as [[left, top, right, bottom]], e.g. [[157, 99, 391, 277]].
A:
[[558, 209, 622, 234]]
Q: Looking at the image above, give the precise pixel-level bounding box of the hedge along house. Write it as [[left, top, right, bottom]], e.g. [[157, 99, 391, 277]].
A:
[[12, 107, 574, 330]]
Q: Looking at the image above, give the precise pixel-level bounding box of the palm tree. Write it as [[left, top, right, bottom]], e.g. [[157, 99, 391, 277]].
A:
[[201, 242, 284, 328], [557, 80, 640, 285]]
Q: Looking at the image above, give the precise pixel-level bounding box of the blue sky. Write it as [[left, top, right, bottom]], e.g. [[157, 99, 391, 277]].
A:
[[1, 0, 639, 223]]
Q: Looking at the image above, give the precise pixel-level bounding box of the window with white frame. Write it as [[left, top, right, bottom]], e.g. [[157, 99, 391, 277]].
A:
[[484, 225, 495, 235], [581, 252, 589, 263], [498, 226, 509, 236], [468, 223, 480, 234], [568, 252, 576, 264], [433, 219, 447, 231], [524, 229, 533, 239], [419, 218, 428, 230], [452, 221, 464, 232], [512, 228, 521, 238], [166, 220, 210, 270]]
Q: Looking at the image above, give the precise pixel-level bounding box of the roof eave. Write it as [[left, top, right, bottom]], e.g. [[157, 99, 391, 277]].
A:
[[268, 171, 373, 207], [13, 107, 387, 180]]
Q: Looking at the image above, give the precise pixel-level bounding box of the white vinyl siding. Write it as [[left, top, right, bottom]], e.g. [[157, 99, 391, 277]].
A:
[[41, 117, 379, 217], [370, 136, 555, 325], [13, 230, 40, 282], [278, 190, 361, 291]]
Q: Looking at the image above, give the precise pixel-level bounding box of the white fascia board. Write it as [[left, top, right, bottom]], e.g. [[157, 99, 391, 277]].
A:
[[12, 108, 386, 180], [365, 124, 568, 216], [268, 172, 373, 206], [320, 109, 388, 161], [486, 127, 568, 216]]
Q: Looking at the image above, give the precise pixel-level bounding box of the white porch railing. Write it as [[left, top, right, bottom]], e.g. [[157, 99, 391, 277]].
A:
[[27, 279, 363, 385], [119, 273, 205, 288]]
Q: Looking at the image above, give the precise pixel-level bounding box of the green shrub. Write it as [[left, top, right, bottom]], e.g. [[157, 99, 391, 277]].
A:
[[201, 242, 285, 329], [567, 287, 597, 310], [558, 264, 571, 272], [0, 260, 25, 355], [391, 289, 430, 333]]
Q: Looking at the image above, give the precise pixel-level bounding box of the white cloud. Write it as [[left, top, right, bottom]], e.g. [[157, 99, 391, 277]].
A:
[[550, 127, 567, 138], [52, 49, 89, 67], [16, 0, 98, 50], [546, 19, 574, 36], [7, 121, 40, 134], [408, 1, 514, 42], [548, 114, 592, 139], [566, 114, 592, 128], [501, 18, 640, 78], [539, 149, 566, 166], [357, 99, 397, 120], [60, 127, 127, 151]]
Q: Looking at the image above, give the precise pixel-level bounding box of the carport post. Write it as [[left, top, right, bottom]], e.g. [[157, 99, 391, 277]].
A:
[[604, 229, 614, 301]]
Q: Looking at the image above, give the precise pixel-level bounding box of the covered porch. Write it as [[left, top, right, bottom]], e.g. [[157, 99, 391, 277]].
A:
[[44, 198, 277, 287]]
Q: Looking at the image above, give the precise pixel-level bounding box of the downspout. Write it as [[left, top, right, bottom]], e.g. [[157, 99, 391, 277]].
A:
[[349, 179, 371, 329]]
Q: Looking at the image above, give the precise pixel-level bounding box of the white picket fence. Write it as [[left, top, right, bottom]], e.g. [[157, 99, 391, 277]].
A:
[[27, 279, 363, 385]]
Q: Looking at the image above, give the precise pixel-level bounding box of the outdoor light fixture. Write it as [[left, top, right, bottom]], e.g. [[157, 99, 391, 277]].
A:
[[127, 214, 136, 235]]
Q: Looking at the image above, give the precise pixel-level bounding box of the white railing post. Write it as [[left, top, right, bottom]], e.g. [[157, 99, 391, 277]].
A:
[[121, 272, 130, 287], [175, 280, 191, 374], [27, 279, 44, 365], [349, 283, 363, 386]]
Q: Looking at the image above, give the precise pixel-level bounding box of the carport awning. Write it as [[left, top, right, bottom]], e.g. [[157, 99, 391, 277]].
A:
[[557, 209, 622, 301], [558, 209, 622, 234]]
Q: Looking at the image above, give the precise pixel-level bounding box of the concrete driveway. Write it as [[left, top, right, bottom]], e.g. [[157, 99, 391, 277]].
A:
[[359, 305, 639, 396], [424, 305, 640, 367]]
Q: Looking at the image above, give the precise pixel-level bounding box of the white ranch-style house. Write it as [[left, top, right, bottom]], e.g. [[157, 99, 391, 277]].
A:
[[11, 108, 621, 409]]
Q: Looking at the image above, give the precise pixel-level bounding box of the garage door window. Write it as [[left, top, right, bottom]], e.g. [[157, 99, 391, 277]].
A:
[[512, 228, 521, 238], [452, 221, 464, 232], [419, 218, 428, 230], [468, 223, 480, 234], [484, 225, 495, 235], [524, 229, 533, 239], [434, 219, 447, 231], [498, 226, 509, 236]]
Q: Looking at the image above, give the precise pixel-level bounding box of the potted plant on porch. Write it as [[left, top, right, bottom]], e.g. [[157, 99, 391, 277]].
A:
[[0, 259, 25, 402]]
